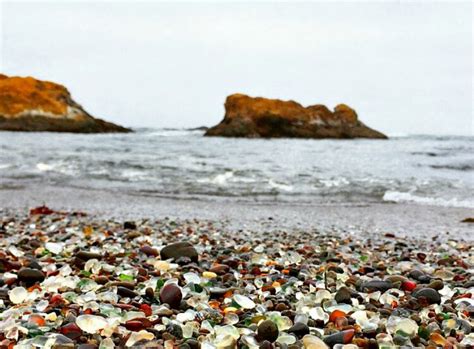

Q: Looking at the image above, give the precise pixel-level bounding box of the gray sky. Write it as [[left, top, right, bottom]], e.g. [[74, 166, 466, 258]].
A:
[[1, 1, 472, 135]]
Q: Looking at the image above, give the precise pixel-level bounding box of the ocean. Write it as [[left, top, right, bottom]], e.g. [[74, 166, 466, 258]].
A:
[[0, 129, 472, 209]]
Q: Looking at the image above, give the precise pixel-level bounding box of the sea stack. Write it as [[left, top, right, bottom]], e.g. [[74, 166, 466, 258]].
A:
[[0, 74, 130, 133], [205, 94, 387, 139]]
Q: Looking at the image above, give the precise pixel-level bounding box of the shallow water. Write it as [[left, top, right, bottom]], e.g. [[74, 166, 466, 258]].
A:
[[0, 130, 472, 208]]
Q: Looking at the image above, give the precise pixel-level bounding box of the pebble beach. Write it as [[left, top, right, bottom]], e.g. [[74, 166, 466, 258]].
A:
[[0, 207, 473, 348]]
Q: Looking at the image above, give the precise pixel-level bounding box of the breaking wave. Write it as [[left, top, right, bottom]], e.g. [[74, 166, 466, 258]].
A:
[[383, 191, 474, 208]]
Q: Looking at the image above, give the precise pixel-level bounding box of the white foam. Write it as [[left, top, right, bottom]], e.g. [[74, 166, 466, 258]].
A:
[[383, 191, 474, 208], [211, 171, 234, 185], [120, 170, 149, 181], [198, 171, 234, 186], [268, 179, 293, 192], [36, 163, 54, 172], [35, 162, 76, 176], [320, 178, 349, 187]]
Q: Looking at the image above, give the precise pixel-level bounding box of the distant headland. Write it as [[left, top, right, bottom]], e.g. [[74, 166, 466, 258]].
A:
[[0, 74, 130, 133], [205, 94, 387, 139]]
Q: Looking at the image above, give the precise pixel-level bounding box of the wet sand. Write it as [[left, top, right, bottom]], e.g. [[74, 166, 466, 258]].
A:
[[1, 185, 472, 240]]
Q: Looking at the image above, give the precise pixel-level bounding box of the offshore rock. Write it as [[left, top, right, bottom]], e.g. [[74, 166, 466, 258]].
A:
[[205, 94, 387, 139], [0, 74, 130, 133]]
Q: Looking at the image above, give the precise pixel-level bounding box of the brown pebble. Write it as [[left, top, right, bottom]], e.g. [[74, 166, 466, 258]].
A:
[[140, 245, 158, 257], [275, 303, 288, 311], [257, 320, 279, 343], [117, 286, 138, 298], [159, 284, 182, 309]]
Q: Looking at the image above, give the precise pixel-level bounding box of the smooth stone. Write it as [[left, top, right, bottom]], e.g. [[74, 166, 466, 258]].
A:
[[259, 341, 273, 349], [335, 286, 353, 304], [361, 280, 393, 292], [428, 279, 444, 290], [288, 322, 310, 338], [209, 286, 233, 298], [76, 251, 102, 261], [159, 284, 182, 309], [140, 245, 158, 257], [184, 339, 199, 349], [166, 323, 183, 339], [76, 315, 107, 334], [117, 286, 138, 298], [50, 334, 75, 346], [26, 259, 42, 270], [417, 275, 432, 284], [111, 281, 136, 289], [323, 329, 355, 347], [413, 288, 441, 304], [17, 268, 45, 284], [160, 242, 198, 263], [9, 287, 27, 304], [59, 322, 83, 340], [257, 320, 279, 343], [145, 287, 155, 299], [123, 221, 137, 230], [393, 333, 408, 345], [303, 335, 329, 349], [408, 270, 425, 281]]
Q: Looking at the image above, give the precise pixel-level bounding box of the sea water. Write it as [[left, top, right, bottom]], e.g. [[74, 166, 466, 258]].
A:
[[0, 129, 472, 208]]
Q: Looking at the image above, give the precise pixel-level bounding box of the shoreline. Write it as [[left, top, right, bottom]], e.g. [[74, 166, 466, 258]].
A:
[[1, 185, 472, 241]]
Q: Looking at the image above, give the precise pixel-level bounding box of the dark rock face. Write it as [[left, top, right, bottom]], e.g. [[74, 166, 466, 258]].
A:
[[205, 94, 387, 139], [0, 74, 130, 133]]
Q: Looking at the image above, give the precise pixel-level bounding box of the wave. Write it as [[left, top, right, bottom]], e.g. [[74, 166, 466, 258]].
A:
[[36, 163, 54, 172], [143, 129, 204, 137], [319, 178, 350, 187], [383, 191, 474, 208], [411, 151, 440, 157], [35, 162, 77, 176], [197, 171, 234, 185], [430, 163, 474, 171], [268, 179, 293, 192]]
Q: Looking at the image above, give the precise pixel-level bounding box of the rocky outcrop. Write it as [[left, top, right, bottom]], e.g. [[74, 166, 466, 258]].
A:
[[205, 94, 387, 139], [0, 74, 130, 133]]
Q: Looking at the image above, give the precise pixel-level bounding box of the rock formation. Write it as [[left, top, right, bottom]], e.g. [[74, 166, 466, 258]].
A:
[[0, 74, 130, 133], [205, 94, 387, 139]]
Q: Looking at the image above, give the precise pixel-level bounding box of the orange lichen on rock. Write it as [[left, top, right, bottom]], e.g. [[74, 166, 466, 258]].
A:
[[224, 94, 310, 122], [0, 75, 72, 117], [0, 74, 130, 133], [205, 93, 387, 139]]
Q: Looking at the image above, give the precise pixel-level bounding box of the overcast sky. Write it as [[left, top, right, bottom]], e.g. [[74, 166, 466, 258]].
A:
[[0, 1, 472, 135]]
